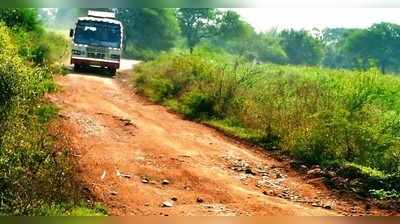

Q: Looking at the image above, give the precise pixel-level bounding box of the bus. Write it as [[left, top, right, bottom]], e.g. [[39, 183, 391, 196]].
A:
[[69, 11, 123, 75]]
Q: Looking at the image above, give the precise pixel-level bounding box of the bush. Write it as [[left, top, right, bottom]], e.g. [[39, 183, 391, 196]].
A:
[[1, 9, 70, 66], [178, 90, 214, 119], [132, 51, 400, 188], [0, 24, 87, 215], [0, 8, 41, 31], [124, 43, 158, 61], [13, 28, 70, 65]]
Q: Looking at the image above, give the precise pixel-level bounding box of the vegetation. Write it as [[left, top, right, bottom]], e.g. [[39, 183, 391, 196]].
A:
[[0, 8, 41, 31], [342, 23, 400, 74], [115, 8, 400, 74], [0, 9, 103, 215], [33, 7, 400, 200], [116, 8, 180, 60], [121, 9, 400, 193], [38, 8, 400, 74], [176, 8, 220, 53], [132, 51, 400, 195], [280, 29, 323, 65]]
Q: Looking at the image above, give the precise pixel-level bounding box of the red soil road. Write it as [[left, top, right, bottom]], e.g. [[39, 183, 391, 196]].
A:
[[49, 60, 388, 216]]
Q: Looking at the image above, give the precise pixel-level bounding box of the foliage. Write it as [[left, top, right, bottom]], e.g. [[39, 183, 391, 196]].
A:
[[343, 22, 400, 74], [249, 32, 288, 64], [36, 202, 107, 216], [12, 29, 70, 65], [0, 8, 70, 66], [117, 8, 180, 59], [280, 29, 323, 65], [218, 10, 254, 42], [177, 8, 221, 53], [0, 8, 41, 31], [39, 8, 400, 73], [133, 52, 400, 190], [0, 19, 94, 215], [123, 43, 159, 61], [370, 189, 400, 200], [321, 28, 355, 69]]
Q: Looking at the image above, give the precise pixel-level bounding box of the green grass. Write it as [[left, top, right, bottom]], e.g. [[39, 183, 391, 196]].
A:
[[35, 104, 59, 123], [204, 119, 266, 145], [345, 163, 387, 179], [37, 203, 107, 216], [132, 51, 400, 196], [369, 189, 400, 200]]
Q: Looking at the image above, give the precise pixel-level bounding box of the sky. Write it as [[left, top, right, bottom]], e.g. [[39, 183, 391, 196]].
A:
[[232, 8, 400, 31]]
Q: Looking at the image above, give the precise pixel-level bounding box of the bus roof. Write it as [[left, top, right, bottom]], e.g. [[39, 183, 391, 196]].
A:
[[88, 10, 115, 19], [77, 16, 122, 26]]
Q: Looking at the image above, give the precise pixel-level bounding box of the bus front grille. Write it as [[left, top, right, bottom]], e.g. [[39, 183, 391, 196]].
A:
[[87, 52, 105, 59]]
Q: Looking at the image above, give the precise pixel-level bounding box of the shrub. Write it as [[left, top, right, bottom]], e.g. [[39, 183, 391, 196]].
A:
[[0, 24, 85, 215], [124, 43, 158, 61], [12, 28, 70, 65], [178, 90, 214, 119], [0, 8, 41, 31]]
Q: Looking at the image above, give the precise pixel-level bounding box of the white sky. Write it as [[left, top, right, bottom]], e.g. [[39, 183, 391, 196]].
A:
[[232, 8, 400, 31]]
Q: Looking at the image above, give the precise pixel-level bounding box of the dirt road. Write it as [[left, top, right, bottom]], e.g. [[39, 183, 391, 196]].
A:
[[49, 60, 387, 216]]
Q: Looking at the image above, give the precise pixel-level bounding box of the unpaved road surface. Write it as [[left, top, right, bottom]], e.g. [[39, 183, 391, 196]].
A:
[[49, 60, 391, 216]]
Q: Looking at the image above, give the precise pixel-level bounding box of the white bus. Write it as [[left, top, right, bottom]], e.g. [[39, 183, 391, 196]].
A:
[[69, 11, 123, 75]]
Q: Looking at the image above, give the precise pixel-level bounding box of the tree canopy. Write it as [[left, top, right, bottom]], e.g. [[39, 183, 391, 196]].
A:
[[343, 22, 400, 73], [218, 10, 254, 41], [280, 29, 323, 66], [177, 8, 221, 53], [117, 8, 180, 53], [0, 8, 41, 31]]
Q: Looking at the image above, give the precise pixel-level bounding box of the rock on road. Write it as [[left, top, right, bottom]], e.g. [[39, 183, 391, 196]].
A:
[[48, 59, 384, 216]]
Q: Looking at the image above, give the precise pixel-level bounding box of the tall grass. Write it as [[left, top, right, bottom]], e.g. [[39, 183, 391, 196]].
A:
[[133, 51, 400, 183]]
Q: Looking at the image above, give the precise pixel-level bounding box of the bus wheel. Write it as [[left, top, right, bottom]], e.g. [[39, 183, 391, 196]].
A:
[[73, 64, 81, 72], [108, 68, 117, 76]]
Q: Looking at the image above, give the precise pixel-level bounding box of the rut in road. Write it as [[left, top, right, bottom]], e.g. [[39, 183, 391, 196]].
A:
[[49, 60, 384, 216]]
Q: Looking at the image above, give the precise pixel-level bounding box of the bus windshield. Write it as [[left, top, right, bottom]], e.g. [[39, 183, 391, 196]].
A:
[[74, 20, 121, 48]]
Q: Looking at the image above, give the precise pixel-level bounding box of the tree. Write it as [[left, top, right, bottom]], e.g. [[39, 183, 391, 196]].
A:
[[321, 28, 359, 69], [116, 8, 180, 52], [344, 22, 400, 73], [214, 10, 257, 55], [280, 29, 323, 66], [252, 32, 288, 64], [219, 10, 254, 41], [177, 8, 221, 53], [0, 8, 40, 31]]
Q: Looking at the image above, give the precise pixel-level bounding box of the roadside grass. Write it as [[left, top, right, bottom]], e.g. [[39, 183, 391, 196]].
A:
[[204, 119, 266, 146], [131, 51, 400, 198], [35, 104, 59, 123], [37, 203, 107, 216]]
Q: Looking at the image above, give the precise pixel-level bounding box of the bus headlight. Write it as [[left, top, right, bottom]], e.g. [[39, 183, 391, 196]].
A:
[[72, 49, 82, 55]]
